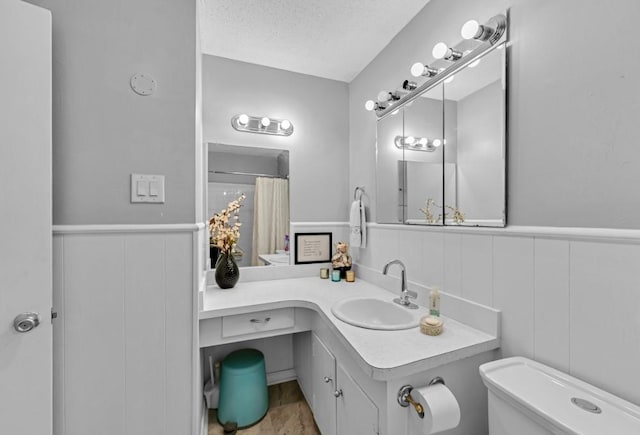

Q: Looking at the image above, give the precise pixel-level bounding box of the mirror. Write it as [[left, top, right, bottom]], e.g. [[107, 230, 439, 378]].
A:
[[207, 143, 290, 268], [376, 42, 506, 227]]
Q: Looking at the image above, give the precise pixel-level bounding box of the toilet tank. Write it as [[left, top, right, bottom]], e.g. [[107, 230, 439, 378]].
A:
[[479, 357, 640, 435]]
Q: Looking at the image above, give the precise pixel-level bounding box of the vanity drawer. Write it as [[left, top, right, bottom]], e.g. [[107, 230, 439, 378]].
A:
[[222, 308, 295, 338]]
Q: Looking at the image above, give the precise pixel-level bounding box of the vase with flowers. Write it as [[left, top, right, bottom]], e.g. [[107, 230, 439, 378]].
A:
[[209, 193, 245, 289]]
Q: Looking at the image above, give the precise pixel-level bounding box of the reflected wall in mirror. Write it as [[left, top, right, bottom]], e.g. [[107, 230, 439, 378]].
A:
[[444, 43, 506, 226], [402, 85, 446, 225], [207, 143, 290, 268], [375, 108, 404, 223]]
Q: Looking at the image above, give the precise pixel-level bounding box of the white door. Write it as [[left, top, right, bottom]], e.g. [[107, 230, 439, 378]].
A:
[[311, 333, 337, 435], [0, 1, 52, 434], [336, 363, 379, 435]]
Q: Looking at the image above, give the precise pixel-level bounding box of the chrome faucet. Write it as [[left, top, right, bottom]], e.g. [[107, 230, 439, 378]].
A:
[[382, 260, 418, 309]]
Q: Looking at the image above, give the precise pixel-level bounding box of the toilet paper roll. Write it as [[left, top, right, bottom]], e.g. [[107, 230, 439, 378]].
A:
[[407, 383, 460, 435]]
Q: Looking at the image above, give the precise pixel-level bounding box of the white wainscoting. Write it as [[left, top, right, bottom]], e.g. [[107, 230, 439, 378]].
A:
[[358, 223, 640, 406], [53, 224, 203, 435]]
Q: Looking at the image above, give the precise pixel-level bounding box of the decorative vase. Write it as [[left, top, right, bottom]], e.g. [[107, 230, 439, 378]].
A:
[[215, 251, 239, 289]]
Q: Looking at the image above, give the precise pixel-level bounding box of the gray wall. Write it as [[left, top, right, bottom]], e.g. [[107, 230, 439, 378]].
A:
[[202, 55, 350, 222], [26, 0, 197, 225], [350, 0, 640, 229]]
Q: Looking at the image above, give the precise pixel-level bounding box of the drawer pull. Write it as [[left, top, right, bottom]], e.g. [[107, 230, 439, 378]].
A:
[[250, 317, 271, 324]]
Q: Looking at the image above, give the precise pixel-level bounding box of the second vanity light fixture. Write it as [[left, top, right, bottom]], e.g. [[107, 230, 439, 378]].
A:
[[365, 14, 507, 119], [231, 113, 294, 136]]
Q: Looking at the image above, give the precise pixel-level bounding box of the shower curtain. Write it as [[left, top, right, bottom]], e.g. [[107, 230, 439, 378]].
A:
[[251, 177, 290, 266]]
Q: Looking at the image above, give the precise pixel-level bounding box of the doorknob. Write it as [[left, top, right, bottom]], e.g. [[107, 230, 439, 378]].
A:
[[13, 312, 40, 333]]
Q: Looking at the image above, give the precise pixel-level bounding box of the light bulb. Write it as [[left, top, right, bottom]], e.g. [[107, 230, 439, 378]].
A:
[[405, 136, 415, 145], [260, 117, 271, 128], [364, 100, 376, 111], [411, 62, 425, 77], [468, 59, 481, 68], [238, 113, 249, 125], [444, 75, 455, 84], [432, 139, 442, 147], [280, 119, 291, 130], [411, 62, 437, 78], [377, 90, 392, 102], [432, 42, 462, 61], [417, 138, 428, 146], [461, 20, 481, 40], [432, 42, 448, 59]]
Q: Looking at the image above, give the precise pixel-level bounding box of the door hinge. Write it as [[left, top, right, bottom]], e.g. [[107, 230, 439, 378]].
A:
[[51, 308, 58, 322]]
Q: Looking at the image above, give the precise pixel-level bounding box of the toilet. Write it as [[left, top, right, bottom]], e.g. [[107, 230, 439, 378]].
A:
[[479, 357, 640, 435]]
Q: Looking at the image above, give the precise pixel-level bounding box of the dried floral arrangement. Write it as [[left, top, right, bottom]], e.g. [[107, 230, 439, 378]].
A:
[[209, 194, 246, 254], [420, 198, 465, 224]]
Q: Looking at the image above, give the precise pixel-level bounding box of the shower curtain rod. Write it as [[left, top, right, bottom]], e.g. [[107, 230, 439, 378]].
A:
[[210, 170, 287, 179]]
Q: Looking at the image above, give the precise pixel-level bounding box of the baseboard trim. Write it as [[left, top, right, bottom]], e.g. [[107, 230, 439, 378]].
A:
[[267, 368, 297, 386]]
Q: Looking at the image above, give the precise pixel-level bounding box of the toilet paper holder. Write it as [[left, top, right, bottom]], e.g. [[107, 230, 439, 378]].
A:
[[397, 377, 445, 419]]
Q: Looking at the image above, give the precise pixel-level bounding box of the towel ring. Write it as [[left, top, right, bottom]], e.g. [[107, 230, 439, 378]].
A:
[[354, 186, 364, 201]]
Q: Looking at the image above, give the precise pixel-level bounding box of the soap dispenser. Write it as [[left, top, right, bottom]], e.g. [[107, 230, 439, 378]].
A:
[[429, 286, 440, 317]]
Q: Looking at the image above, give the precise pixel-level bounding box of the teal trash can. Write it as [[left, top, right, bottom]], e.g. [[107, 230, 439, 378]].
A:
[[217, 349, 269, 428]]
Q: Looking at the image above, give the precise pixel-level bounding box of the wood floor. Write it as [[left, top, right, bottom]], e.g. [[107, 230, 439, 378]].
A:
[[208, 380, 321, 435]]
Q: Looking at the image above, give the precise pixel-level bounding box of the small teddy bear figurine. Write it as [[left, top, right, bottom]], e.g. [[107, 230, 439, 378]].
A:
[[331, 241, 352, 278]]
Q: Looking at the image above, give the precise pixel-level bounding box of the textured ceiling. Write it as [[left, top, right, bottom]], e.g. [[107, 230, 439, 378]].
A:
[[198, 0, 431, 82]]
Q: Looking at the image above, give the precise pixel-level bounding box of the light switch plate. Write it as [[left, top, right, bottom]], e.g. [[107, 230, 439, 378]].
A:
[[131, 174, 165, 203]]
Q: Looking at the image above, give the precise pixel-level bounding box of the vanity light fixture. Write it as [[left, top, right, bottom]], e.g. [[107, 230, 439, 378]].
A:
[[394, 135, 443, 152], [231, 114, 294, 136], [365, 13, 507, 118], [432, 42, 463, 61]]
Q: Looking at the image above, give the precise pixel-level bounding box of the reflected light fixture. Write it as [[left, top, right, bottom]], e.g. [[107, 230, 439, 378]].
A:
[[231, 114, 294, 136], [468, 59, 481, 68], [444, 75, 455, 84], [432, 42, 463, 61], [394, 135, 444, 152]]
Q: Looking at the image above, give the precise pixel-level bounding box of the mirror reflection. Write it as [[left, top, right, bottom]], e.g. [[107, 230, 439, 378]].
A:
[[443, 44, 505, 226], [402, 85, 446, 225], [207, 143, 290, 268]]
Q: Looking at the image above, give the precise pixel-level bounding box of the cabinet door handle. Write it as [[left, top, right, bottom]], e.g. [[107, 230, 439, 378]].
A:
[[334, 389, 343, 398], [250, 317, 271, 324], [323, 376, 332, 383]]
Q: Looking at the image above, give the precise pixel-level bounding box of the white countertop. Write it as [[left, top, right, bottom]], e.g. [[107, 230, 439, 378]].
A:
[[200, 276, 499, 380]]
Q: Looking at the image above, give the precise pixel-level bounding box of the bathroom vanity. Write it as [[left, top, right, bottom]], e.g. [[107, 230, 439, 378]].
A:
[[199, 270, 500, 434]]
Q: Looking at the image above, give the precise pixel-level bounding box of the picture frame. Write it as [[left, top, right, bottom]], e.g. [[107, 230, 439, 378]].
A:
[[294, 232, 332, 265]]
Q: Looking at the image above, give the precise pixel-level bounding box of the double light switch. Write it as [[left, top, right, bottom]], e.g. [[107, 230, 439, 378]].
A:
[[131, 174, 165, 203]]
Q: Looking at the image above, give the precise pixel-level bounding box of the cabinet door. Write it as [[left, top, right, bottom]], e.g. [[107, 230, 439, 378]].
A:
[[336, 363, 379, 435], [312, 333, 337, 435]]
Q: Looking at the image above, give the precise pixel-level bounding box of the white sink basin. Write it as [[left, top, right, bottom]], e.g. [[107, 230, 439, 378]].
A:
[[331, 297, 423, 330]]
